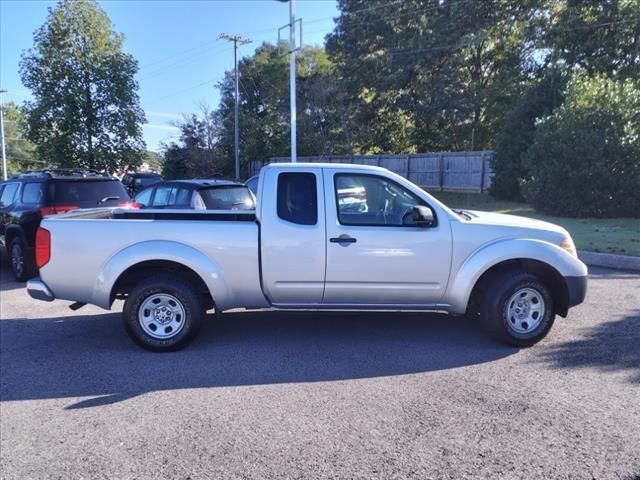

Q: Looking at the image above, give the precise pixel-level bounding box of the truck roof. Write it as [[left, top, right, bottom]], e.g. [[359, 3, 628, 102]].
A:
[[262, 162, 388, 172]]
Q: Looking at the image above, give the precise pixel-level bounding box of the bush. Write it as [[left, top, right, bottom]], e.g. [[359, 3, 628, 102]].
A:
[[490, 70, 566, 201], [523, 74, 640, 218]]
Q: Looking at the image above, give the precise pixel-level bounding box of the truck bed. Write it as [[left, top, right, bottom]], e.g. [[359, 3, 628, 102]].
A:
[[39, 208, 266, 310]]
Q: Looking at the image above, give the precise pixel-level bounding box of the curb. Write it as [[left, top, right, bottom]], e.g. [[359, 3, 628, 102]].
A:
[[578, 251, 640, 272]]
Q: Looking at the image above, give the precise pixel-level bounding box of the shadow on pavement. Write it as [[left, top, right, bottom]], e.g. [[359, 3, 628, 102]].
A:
[[0, 309, 516, 409], [539, 310, 640, 384], [0, 265, 24, 293]]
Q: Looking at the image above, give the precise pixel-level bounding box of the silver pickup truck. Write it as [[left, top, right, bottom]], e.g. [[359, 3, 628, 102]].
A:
[[27, 163, 587, 351]]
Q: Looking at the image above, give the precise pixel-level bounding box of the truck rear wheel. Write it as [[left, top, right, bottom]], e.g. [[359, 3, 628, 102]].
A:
[[123, 275, 205, 352], [480, 272, 555, 347]]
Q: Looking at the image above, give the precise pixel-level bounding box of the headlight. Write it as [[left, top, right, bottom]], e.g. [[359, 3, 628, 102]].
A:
[[560, 236, 577, 257]]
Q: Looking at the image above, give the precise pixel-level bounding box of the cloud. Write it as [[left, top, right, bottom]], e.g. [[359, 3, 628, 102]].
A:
[[145, 111, 183, 120], [143, 123, 181, 132]]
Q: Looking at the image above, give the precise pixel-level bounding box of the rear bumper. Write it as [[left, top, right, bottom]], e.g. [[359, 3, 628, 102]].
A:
[[27, 278, 55, 302], [566, 275, 588, 308]]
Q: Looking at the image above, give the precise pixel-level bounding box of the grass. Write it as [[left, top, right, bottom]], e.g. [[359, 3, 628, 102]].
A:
[[429, 191, 640, 257]]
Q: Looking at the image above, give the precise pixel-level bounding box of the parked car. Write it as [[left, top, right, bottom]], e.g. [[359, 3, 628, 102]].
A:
[[121, 172, 163, 197], [134, 179, 255, 210], [27, 163, 587, 352], [336, 176, 368, 212], [0, 169, 133, 281], [245, 175, 259, 195]]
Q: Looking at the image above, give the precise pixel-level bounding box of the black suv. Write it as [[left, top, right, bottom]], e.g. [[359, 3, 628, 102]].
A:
[[0, 169, 131, 281], [121, 172, 163, 197]]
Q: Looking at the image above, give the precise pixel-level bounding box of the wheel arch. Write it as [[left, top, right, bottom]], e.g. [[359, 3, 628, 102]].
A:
[[92, 240, 231, 310], [446, 238, 587, 316], [5, 225, 27, 250], [467, 258, 570, 318], [110, 260, 215, 311]]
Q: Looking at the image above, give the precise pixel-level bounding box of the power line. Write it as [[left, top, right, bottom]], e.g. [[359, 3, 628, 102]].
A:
[[138, 45, 232, 80], [140, 39, 218, 70], [140, 8, 638, 117], [145, 78, 218, 105]]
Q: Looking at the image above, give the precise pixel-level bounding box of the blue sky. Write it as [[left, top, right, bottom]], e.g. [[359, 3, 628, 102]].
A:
[[0, 0, 339, 151]]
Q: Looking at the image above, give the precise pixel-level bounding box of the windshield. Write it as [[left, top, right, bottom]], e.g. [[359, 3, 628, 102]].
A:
[[48, 180, 128, 207], [197, 185, 255, 210]]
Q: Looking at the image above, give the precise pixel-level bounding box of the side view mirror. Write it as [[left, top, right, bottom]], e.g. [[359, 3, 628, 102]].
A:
[[412, 205, 435, 227]]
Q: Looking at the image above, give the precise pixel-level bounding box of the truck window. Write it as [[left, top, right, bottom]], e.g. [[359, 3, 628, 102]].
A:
[[334, 174, 424, 226], [277, 173, 317, 225]]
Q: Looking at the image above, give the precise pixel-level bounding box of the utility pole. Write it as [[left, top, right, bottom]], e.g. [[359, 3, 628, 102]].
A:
[[277, 0, 301, 162], [218, 33, 251, 179], [0, 89, 7, 181]]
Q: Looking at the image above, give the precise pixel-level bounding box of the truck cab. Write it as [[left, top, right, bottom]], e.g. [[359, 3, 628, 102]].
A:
[[258, 165, 452, 307]]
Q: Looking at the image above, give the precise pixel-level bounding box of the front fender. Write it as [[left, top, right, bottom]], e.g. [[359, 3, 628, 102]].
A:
[[446, 238, 588, 314], [92, 240, 231, 309]]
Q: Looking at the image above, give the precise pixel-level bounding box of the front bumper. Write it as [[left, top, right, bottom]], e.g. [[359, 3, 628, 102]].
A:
[[27, 278, 55, 302], [566, 275, 588, 308]]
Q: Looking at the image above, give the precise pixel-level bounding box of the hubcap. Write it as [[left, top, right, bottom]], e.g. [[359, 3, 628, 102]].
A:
[[11, 243, 24, 277], [138, 293, 186, 340], [506, 287, 545, 334]]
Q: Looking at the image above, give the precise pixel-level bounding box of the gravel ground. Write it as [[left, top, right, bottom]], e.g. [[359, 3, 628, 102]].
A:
[[1, 266, 639, 479]]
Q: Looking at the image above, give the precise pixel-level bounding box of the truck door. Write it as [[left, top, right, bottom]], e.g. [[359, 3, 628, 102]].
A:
[[322, 169, 452, 306], [260, 168, 326, 305]]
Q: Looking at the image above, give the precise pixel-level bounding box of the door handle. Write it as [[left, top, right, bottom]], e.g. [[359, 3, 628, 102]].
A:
[[330, 235, 357, 244]]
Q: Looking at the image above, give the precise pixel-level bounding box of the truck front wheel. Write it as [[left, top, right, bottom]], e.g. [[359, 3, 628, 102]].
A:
[[123, 275, 205, 352], [480, 272, 555, 347]]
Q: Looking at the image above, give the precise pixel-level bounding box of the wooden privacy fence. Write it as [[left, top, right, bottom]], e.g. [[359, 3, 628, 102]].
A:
[[249, 151, 494, 193]]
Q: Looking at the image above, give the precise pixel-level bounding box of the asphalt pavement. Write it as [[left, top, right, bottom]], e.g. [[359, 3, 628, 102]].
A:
[[1, 265, 639, 479]]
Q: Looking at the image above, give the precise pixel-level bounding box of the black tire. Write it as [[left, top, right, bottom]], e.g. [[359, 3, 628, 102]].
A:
[[9, 237, 37, 282], [122, 274, 205, 352], [480, 272, 555, 347]]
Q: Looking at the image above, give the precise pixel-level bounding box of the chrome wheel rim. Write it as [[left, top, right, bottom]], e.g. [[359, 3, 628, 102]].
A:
[[11, 243, 24, 278], [138, 293, 186, 340], [506, 287, 545, 334]]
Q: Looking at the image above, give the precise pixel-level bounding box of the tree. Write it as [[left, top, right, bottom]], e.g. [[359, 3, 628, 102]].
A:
[[523, 74, 640, 217], [543, 0, 640, 79], [142, 150, 164, 173], [326, 0, 539, 153], [20, 0, 145, 172], [215, 42, 351, 174], [1, 101, 40, 175], [490, 68, 567, 200], [161, 103, 226, 179]]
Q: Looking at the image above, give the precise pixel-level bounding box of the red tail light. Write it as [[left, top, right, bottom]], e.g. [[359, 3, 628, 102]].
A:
[[39, 205, 79, 216], [117, 201, 141, 209], [35, 227, 51, 269]]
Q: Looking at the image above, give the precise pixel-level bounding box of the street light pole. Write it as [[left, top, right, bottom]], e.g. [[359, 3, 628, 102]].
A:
[[277, 0, 300, 163], [0, 89, 7, 181], [218, 33, 251, 179], [288, 0, 297, 162]]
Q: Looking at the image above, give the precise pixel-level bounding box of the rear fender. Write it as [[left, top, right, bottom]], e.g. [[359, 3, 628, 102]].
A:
[[92, 240, 231, 309], [446, 238, 588, 314]]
